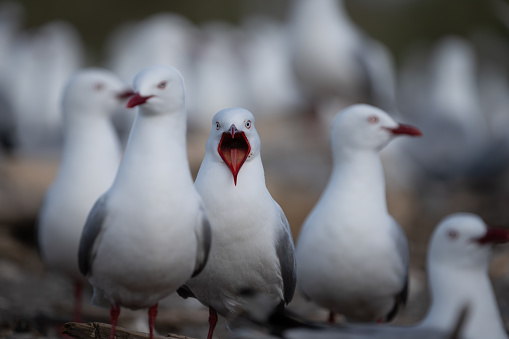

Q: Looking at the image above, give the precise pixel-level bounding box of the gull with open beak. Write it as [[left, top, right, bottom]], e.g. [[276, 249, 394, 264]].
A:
[[218, 122, 250, 186], [178, 107, 296, 339]]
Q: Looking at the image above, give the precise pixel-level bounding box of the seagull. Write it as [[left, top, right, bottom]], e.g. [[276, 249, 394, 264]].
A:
[[188, 23, 252, 131], [296, 104, 421, 323], [287, 0, 399, 126], [417, 213, 509, 339], [177, 107, 296, 339], [397, 36, 489, 180], [239, 16, 304, 118], [37, 68, 133, 322], [6, 20, 84, 155], [78, 65, 211, 339]]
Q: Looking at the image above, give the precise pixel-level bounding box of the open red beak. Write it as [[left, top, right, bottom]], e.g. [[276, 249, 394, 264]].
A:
[[218, 124, 251, 186], [126, 93, 154, 108], [476, 228, 509, 245], [387, 123, 422, 136], [117, 89, 135, 100]]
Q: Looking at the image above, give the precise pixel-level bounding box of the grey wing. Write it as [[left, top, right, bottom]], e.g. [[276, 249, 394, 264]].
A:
[[386, 218, 410, 321], [78, 194, 109, 277], [191, 205, 211, 278], [394, 220, 410, 304], [35, 189, 52, 258], [274, 202, 297, 304]]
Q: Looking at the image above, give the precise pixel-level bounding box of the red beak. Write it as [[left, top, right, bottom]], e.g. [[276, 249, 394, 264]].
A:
[[476, 228, 509, 245], [126, 93, 154, 108], [218, 124, 251, 186], [387, 123, 422, 136], [117, 89, 135, 100]]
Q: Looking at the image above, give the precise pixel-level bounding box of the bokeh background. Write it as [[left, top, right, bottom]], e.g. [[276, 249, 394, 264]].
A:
[[1, 0, 509, 337]]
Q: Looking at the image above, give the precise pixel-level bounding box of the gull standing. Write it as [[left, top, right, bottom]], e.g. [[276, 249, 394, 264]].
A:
[[78, 65, 211, 339], [178, 107, 296, 339], [417, 213, 509, 339], [287, 0, 399, 123], [37, 68, 133, 321], [296, 104, 421, 323]]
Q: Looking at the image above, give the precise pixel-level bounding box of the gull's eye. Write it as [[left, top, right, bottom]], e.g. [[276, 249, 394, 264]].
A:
[[367, 115, 379, 124], [94, 83, 104, 91], [245, 120, 252, 129], [216, 122, 220, 130], [157, 81, 167, 89], [448, 229, 459, 241]]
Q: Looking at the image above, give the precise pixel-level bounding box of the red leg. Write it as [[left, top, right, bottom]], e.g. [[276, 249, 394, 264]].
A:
[[207, 307, 218, 339], [328, 311, 335, 324], [73, 281, 83, 322], [148, 304, 158, 339], [110, 304, 120, 339]]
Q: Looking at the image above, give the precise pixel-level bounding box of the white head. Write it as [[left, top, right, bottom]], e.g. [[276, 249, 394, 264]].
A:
[[127, 65, 186, 115], [330, 104, 421, 155], [205, 107, 260, 185], [62, 68, 133, 117], [429, 213, 509, 271]]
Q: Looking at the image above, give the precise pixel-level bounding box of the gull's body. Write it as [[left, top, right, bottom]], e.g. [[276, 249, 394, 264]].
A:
[[37, 68, 132, 320], [7, 20, 84, 154], [417, 213, 509, 339], [179, 107, 296, 339], [78, 66, 210, 339], [296, 104, 421, 322], [189, 24, 251, 131], [398, 36, 489, 179], [287, 0, 398, 118]]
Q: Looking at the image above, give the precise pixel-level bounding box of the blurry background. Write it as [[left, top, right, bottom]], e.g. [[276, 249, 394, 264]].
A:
[[1, 0, 509, 337]]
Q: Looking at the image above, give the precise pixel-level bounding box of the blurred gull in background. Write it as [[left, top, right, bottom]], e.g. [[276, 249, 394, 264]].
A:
[[398, 36, 489, 181], [0, 1, 23, 153], [472, 31, 509, 178], [189, 22, 252, 131], [287, 0, 398, 130], [417, 213, 509, 339], [239, 16, 304, 118], [37, 68, 131, 322], [104, 13, 198, 141], [4, 20, 84, 156]]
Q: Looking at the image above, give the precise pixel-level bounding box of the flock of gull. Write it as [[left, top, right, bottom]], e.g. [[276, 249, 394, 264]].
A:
[[2, 1, 509, 339]]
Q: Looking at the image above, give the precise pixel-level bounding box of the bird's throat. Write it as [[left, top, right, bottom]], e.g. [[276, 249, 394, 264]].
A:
[[218, 132, 250, 186]]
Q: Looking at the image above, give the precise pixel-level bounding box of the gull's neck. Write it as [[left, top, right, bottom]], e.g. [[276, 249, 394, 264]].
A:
[[112, 108, 192, 190], [427, 264, 491, 307], [195, 151, 269, 213], [326, 148, 387, 215], [58, 110, 120, 177], [197, 152, 266, 191], [422, 264, 507, 339]]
